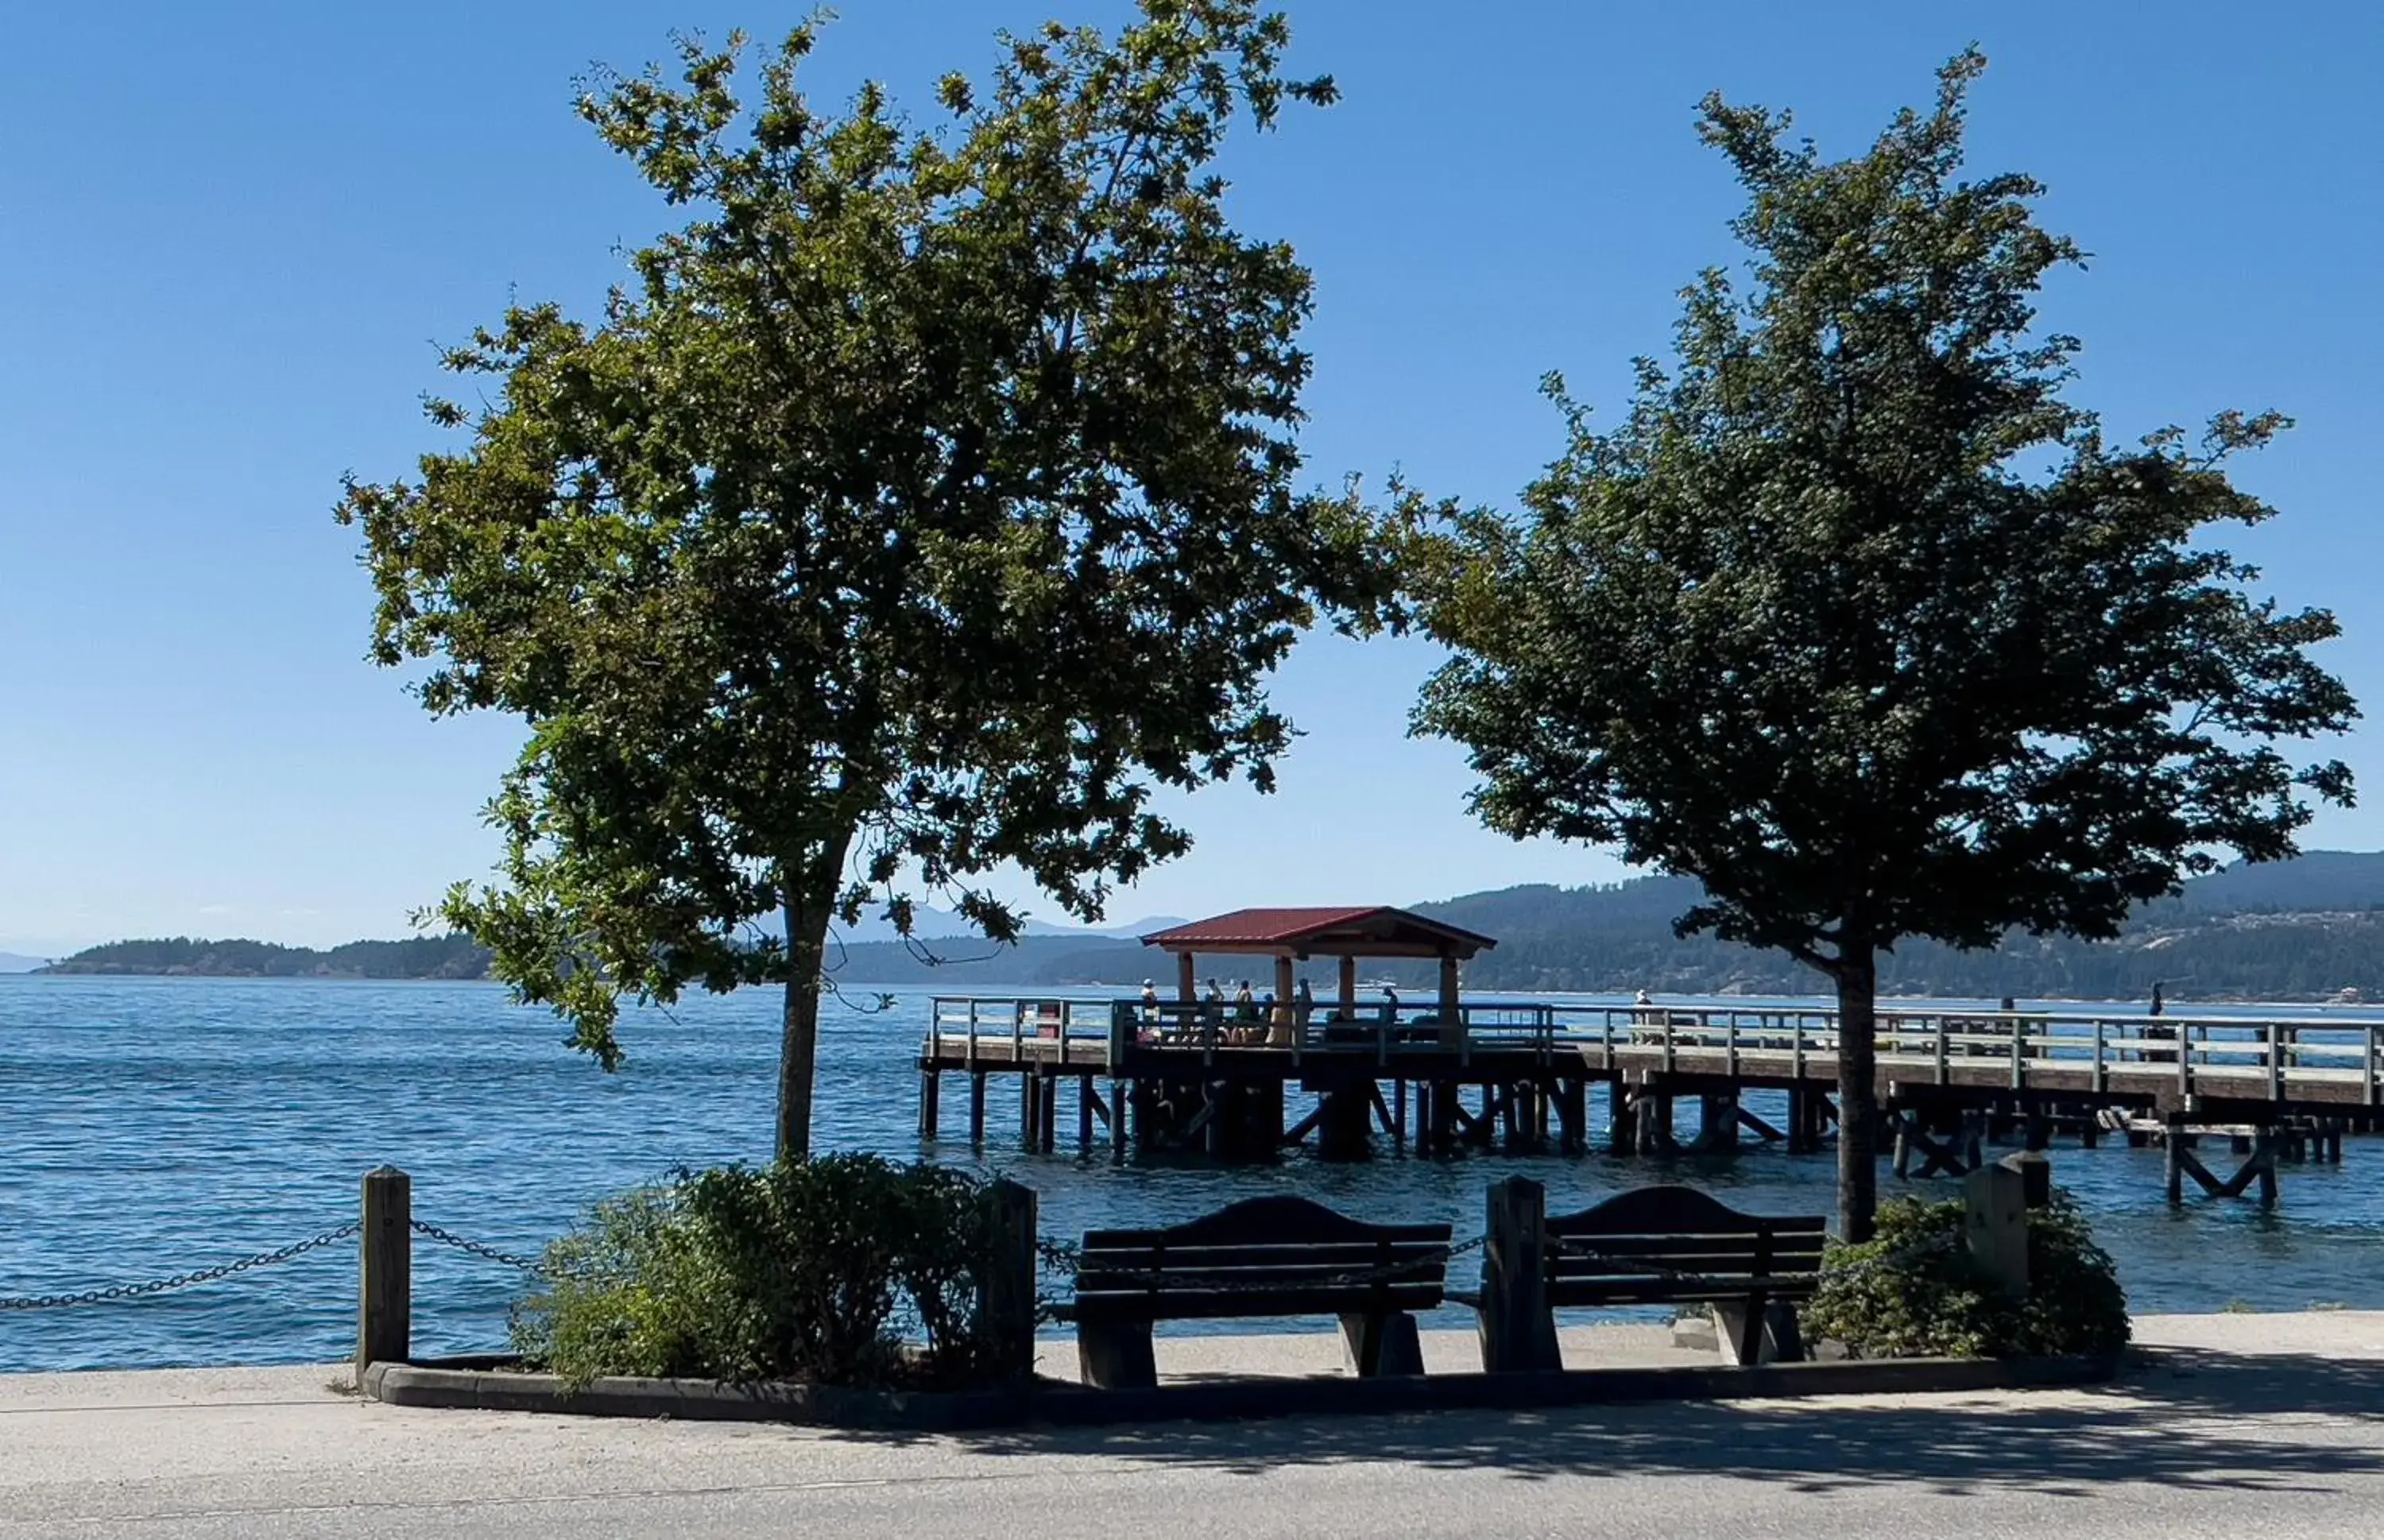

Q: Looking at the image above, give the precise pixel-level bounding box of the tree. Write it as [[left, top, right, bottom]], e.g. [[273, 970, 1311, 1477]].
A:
[[338, 2, 1397, 1158], [1409, 50, 2355, 1240]]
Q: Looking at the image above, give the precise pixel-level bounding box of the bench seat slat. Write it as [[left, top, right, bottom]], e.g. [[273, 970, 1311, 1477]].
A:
[[1066, 1285, 1445, 1321], [1548, 1275, 1821, 1306], [1079, 1241, 1451, 1269], [1542, 1230, 1825, 1253]]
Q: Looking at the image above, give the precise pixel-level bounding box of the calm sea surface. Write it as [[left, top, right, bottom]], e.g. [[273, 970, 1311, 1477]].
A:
[[7, 974, 2384, 1372]]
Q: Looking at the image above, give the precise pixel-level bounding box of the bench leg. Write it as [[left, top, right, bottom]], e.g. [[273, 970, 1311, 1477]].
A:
[[1077, 1319, 1157, 1391], [1340, 1310, 1425, 1377], [1711, 1296, 1804, 1366]]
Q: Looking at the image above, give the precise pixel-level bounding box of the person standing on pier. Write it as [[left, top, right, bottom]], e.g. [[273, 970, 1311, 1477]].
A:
[[2145, 981, 2176, 1062]]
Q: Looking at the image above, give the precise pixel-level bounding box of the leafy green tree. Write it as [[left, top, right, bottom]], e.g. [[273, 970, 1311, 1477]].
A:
[[339, 2, 1395, 1156], [1410, 50, 2355, 1239]]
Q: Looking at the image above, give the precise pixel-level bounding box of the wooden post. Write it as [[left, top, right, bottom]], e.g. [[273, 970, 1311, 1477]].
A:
[[1391, 1077, 1408, 1151], [1177, 949, 1197, 1004], [1478, 1177, 1558, 1372], [981, 1178, 1038, 1385], [918, 1070, 940, 1139], [2165, 1112, 2188, 1205], [1077, 1078, 1095, 1155], [2254, 1126, 2279, 1209], [1337, 954, 1357, 1020], [358, 1166, 411, 1375], [1963, 1160, 2029, 1300], [1039, 1074, 1058, 1154], [1110, 1076, 1128, 1162], [1438, 954, 1462, 1050], [969, 1071, 988, 1143]]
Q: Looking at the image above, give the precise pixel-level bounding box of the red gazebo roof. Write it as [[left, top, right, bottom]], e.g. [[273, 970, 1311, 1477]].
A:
[[1140, 907, 1498, 960]]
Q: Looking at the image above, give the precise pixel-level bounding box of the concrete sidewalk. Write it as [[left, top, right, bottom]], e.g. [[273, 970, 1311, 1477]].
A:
[[8, 1315, 2384, 1538]]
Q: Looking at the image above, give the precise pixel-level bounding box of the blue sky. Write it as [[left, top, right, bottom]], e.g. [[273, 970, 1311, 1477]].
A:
[[2, 2, 2378, 954]]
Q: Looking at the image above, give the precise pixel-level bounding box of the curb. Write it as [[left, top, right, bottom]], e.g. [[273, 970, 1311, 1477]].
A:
[[362, 1351, 2119, 1430]]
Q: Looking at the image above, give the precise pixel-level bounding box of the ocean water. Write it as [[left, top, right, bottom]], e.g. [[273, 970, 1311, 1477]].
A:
[[6, 974, 2384, 1373]]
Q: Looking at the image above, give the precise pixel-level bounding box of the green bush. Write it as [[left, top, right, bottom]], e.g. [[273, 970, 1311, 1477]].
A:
[[510, 1155, 1013, 1391], [1801, 1192, 2131, 1360]]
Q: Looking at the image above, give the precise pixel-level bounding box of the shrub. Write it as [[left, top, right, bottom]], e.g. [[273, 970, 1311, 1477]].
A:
[[511, 1155, 1014, 1391], [1801, 1192, 2131, 1360]]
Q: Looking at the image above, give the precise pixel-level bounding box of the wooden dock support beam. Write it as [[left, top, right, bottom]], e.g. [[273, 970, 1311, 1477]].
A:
[[918, 1070, 940, 1140], [969, 1071, 988, 1143]]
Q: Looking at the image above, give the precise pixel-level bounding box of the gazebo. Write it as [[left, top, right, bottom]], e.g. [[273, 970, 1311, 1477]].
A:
[[1139, 907, 1498, 1027]]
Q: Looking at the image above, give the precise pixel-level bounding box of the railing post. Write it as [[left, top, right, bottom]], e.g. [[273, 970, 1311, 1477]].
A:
[[358, 1165, 411, 1375], [981, 1178, 1038, 1386], [2092, 1018, 2106, 1095], [2267, 1021, 2283, 1102], [1725, 1015, 1739, 1077], [1479, 1176, 1558, 1373], [2008, 1013, 2025, 1090], [1935, 1020, 1949, 1085], [2178, 1021, 2192, 1098], [2367, 1026, 2379, 1109], [966, 1000, 979, 1068]]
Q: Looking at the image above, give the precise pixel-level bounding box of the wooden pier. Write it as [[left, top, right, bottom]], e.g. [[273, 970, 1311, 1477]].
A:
[[918, 996, 2384, 1205]]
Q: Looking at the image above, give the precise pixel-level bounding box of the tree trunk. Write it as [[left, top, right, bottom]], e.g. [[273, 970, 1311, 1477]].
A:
[[776, 838, 848, 1163], [1833, 946, 1880, 1244]]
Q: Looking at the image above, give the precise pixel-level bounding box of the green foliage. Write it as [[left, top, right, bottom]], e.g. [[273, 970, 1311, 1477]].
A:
[[1802, 1194, 2131, 1360], [335, 2, 1399, 1156], [512, 1155, 1010, 1391], [1409, 47, 2355, 1237]]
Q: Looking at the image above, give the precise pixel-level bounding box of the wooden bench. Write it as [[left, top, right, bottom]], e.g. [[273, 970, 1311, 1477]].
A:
[[1059, 1196, 1453, 1390], [1473, 1182, 1825, 1370], [1546, 1186, 1825, 1365]]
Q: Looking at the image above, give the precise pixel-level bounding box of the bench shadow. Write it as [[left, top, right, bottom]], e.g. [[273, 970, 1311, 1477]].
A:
[[842, 1348, 2384, 1496]]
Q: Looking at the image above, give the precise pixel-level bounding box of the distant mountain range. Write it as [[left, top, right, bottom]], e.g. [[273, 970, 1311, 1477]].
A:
[[36, 853, 2384, 1002], [0, 952, 50, 974]]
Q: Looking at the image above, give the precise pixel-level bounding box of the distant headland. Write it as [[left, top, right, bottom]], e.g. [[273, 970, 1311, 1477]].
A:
[[26, 852, 2384, 1003]]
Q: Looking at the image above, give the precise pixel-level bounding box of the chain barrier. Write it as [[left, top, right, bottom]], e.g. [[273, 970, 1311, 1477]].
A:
[[408, 1219, 549, 1277], [0, 1220, 362, 1313]]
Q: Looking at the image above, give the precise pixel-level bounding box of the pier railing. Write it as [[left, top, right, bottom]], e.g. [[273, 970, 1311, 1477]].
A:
[[924, 996, 2384, 1105]]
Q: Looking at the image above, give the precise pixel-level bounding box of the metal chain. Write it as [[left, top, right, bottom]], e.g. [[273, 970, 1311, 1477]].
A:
[[408, 1219, 547, 1276], [0, 1221, 362, 1312]]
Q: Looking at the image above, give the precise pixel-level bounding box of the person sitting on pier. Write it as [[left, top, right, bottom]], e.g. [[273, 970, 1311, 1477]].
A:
[[1140, 979, 1159, 1020]]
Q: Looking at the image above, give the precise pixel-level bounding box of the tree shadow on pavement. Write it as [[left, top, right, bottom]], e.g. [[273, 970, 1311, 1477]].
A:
[[840, 1348, 2384, 1497]]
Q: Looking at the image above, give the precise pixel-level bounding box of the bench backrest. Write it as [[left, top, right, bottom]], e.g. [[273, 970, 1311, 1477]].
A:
[[1076, 1195, 1452, 1321], [1544, 1186, 1826, 1307]]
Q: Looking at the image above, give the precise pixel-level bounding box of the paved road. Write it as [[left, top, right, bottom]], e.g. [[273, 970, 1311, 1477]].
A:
[[10, 1316, 2384, 1538]]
